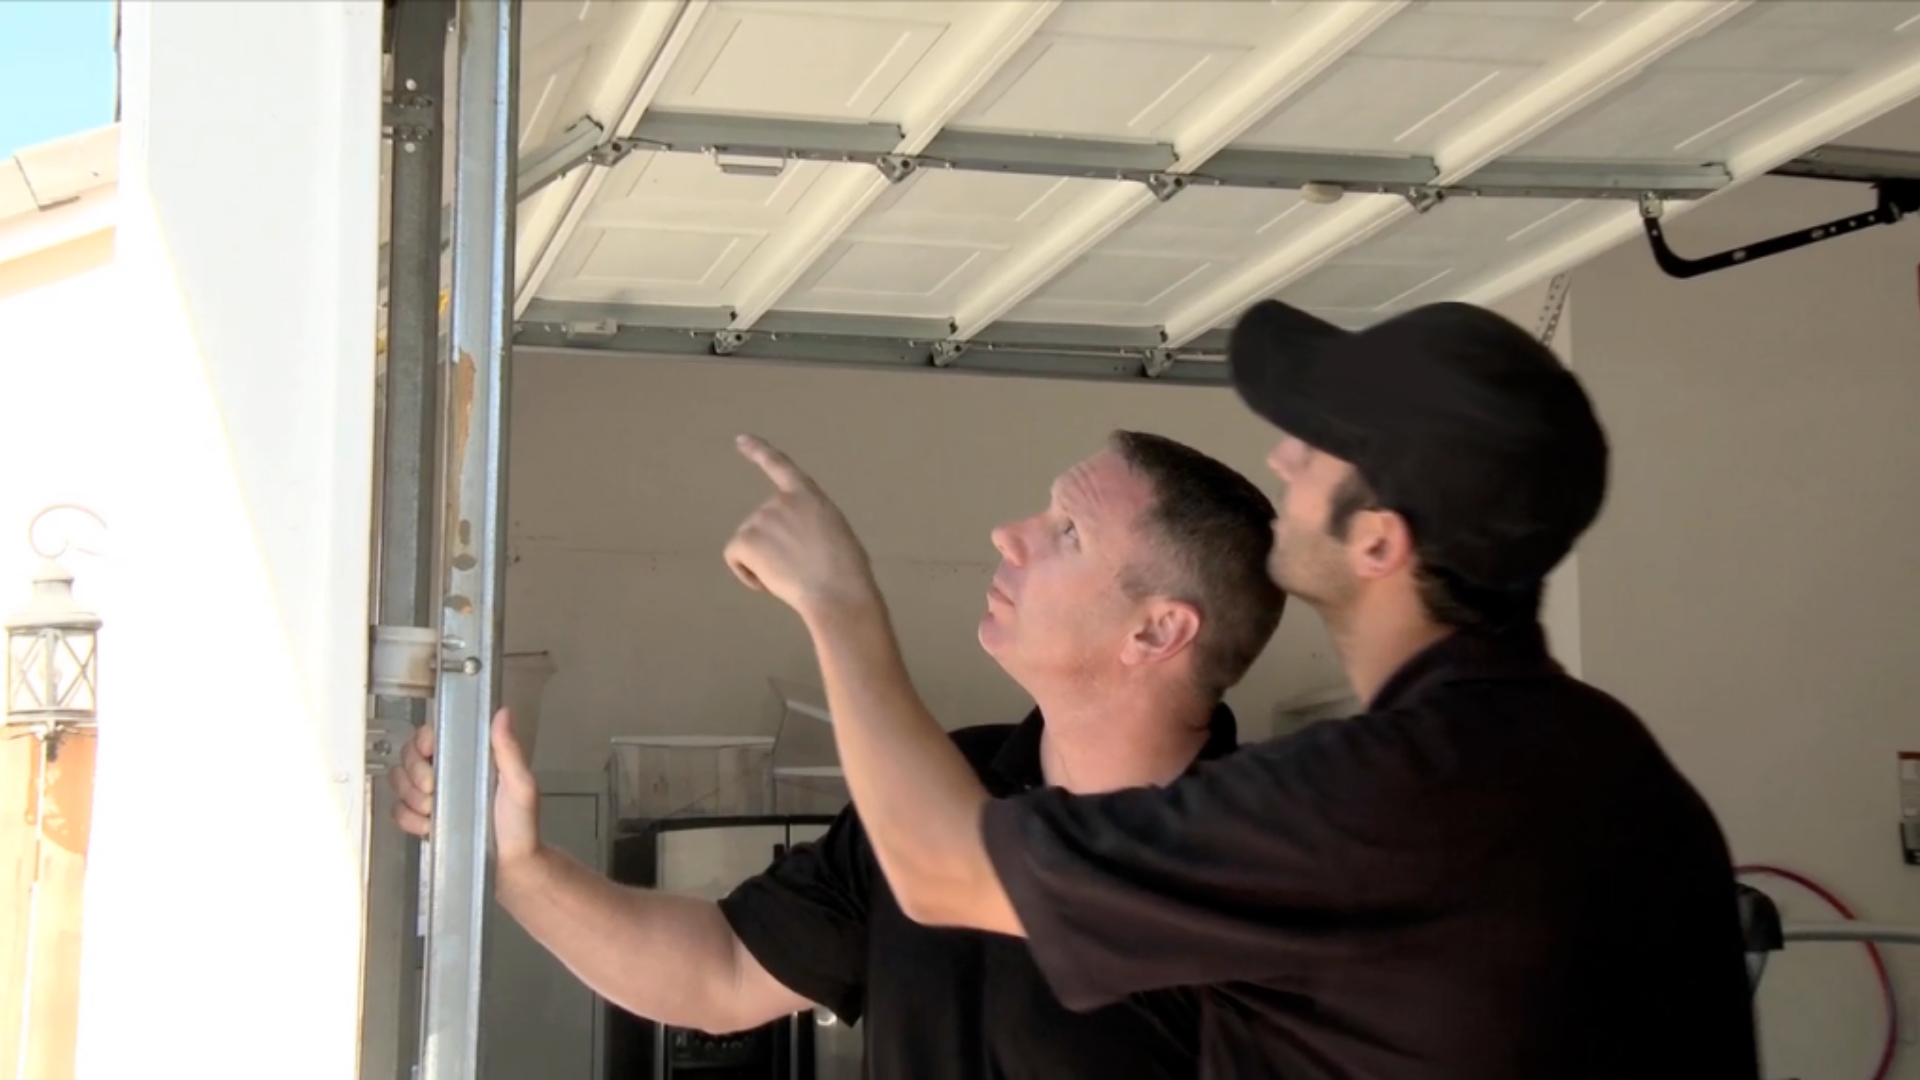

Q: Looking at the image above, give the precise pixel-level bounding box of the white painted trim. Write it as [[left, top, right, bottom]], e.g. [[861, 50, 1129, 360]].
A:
[[0, 187, 117, 268]]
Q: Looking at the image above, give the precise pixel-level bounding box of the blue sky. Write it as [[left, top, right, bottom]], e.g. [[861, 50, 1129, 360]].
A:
[[0, 1, 117, 158]]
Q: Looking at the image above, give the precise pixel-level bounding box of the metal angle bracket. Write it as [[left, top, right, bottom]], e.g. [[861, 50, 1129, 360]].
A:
[[1145, 174, 1188, 203], [931, 340, 967, 368], [1639, 180, 1920, 280], [383, 93, 439, 146], [876, 154, 918, 184], [713, 329, 748, 356], [1405, 186, 1445, 214], [1142, 347, 1176, 378], [1535, 273, 1570, 349], [588, 136, 642, 170], [366, 724, 401, 776]]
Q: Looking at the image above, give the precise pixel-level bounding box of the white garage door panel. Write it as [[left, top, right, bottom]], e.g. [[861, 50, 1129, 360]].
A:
[[509, 0, 1920, 383], [1274, 196, 1623, 324], [1520, 2, 1920, 161]]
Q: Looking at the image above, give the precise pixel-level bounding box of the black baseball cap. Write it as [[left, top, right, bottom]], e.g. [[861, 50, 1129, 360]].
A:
[[1227, 299, 1608, 592]]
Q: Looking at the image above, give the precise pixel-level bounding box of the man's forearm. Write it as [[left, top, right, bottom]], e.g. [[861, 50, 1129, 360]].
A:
[[805, 597, 1021, 935], [494, 846, 801, 1032]]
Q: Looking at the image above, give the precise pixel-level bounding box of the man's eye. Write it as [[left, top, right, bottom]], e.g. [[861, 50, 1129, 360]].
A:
[[1061, 522, 1078, 541]]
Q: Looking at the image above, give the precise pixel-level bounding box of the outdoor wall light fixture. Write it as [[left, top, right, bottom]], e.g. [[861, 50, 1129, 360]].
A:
[[5, 505, 105, 761]]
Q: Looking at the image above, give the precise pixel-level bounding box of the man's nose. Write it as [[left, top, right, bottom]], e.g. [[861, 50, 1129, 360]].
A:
[[990, 522, 1024, 565]]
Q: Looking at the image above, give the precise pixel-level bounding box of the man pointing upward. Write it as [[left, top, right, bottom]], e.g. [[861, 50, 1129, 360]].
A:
[[726, 431, 1111, 935], [725, 299, 1757, 1080], [403, 429, 1284, 1079]]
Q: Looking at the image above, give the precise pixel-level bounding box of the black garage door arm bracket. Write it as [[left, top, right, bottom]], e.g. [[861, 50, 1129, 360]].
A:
[[1638, 180, 1920, 280]]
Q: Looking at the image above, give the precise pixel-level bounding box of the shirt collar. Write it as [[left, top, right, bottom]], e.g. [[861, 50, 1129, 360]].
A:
[[987, 701, 1241, 794], [1369, 620, 1565, 713]]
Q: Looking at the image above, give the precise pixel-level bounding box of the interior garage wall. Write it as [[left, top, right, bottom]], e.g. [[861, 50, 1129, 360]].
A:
[[504, 353, 1316, 772], [1574, 175, 1920, 1078], [503, 282, 1567, 775]]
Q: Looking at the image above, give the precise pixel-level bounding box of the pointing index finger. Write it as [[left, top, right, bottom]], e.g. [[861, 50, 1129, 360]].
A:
[[736, 434, 814, 494]]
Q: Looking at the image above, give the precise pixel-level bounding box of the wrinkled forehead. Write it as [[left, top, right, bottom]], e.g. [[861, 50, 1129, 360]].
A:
[[1054, 449, 1155, 527]]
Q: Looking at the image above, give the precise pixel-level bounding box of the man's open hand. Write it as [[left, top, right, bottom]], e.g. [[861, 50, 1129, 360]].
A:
[[724, 434, 880, 623], [389, 707, 543, 869]]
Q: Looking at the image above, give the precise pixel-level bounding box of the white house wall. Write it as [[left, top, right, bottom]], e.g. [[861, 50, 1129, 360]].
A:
[[76, 4, 383, 1079], [0, 250, 121, 682]]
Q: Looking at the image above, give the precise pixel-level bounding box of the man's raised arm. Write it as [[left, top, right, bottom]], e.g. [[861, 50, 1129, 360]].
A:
[[722, 435, 1022, 935]]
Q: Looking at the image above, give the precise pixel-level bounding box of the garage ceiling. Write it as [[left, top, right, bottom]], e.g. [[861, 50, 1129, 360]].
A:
[[502, 0, 1920, 382]]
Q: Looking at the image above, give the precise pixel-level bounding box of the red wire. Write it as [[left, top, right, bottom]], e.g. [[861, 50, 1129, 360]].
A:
[[1735, 864, 1898, 1080]]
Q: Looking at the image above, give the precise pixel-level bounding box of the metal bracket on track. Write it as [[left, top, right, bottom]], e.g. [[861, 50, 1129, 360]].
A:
[[1639, 179, 1920, 281], [1405, 187, 1445, 214], [1144, 173, 1188, 203], [876, 154, 918, 184], [1535, 273, 1571, 349], [383, 93, 440, 147], [587, 137, 640, 169]]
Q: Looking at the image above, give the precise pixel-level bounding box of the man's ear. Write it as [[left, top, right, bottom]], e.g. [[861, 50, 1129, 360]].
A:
[[1121, 600, 1202, 667], [1348, 508, 1418, 582]]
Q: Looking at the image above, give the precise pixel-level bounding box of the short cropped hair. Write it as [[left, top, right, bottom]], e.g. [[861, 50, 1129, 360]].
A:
[[1109, 430, 1287, 697]]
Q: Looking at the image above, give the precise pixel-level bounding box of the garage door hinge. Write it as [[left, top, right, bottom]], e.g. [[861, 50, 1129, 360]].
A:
[[1145, 174, 1188, 203], [366, 724, 400, 775], [382, 94, 438, 144], [875, 155, 917, 184], [589, 138, 639, 169], [1405, 187, 1444, 214]]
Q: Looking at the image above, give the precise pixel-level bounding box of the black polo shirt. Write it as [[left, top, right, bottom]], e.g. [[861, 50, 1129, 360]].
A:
[[981, 624, 1761, 1080], [718, 704, 1239, 1080]]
